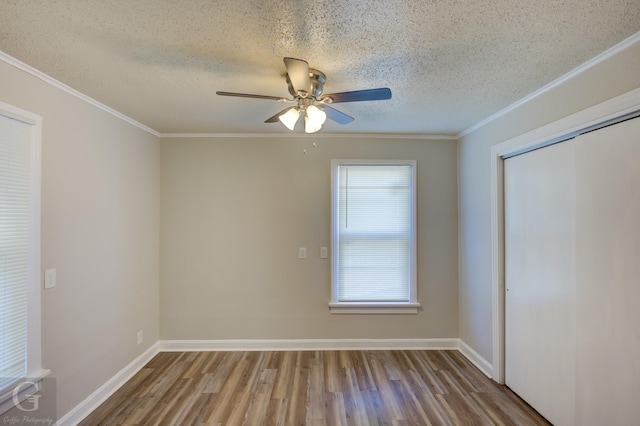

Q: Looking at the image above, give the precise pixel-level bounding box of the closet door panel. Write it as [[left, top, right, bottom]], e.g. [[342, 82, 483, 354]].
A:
[[575, 116, 640, 425], [504, 140, 577, 426]]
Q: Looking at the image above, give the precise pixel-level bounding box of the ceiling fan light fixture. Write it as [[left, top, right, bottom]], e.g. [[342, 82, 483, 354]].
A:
[[217, 57, 391, 133], [304, 105, 327, 133], [278, 107, 300, 130]]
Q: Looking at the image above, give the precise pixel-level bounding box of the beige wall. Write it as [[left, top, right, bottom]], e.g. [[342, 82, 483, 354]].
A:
[[160, 136, 459, 340], [0, 61, 161, 417], [458, 40, 640, 362]]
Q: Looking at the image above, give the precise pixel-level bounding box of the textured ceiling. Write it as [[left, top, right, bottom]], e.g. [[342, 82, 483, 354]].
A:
[[1, 0, 639, 135]]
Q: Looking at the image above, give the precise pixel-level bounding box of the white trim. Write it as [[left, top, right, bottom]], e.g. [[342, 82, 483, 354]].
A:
[[328, 303, 421, 314], [160, 132, 457, 140], [56, 343, 160, 426], [158, 338, 459, 352], [458, 31, 640, 138], [490, 147, 506, 384], [27, 106, 44, 382], [458, 340, 493, 379], [0, 101, 38, 125], [493, 87, 640, 158], [0, 51, 160, 137], [490, 87, 640, 384]]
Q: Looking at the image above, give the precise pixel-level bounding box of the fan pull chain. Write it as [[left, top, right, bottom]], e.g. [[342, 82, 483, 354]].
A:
[[302, 137, 318, 155]]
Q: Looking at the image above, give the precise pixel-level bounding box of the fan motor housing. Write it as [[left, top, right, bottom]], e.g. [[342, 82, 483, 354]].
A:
[[287, 68, 326, 98]]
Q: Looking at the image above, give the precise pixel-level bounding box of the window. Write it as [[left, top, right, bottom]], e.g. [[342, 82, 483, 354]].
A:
[[0, 103, 47, 414], [330, 159, 419, 314]]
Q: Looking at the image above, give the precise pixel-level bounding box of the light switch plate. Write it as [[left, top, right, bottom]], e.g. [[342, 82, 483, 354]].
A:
[[320, 247, 328, 259], [298, 247, 307, 259], [44, 268, 56, 289]]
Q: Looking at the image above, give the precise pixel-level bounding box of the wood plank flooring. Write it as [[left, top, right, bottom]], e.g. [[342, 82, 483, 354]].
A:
[[80, 350, 550, 425]]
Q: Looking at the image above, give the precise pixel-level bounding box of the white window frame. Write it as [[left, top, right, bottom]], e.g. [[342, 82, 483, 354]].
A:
[[0, 101, 48, 415], [329, 159, 420, 314]]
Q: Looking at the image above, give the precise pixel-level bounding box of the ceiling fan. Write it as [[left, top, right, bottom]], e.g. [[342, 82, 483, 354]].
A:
[[216, 57, 392, 133]]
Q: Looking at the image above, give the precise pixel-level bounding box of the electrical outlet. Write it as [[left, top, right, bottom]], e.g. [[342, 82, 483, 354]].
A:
[[137, 330, 143, 345]]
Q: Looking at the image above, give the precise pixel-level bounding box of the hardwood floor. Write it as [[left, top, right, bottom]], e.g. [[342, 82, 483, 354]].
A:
[[80, 350, 550, 425]]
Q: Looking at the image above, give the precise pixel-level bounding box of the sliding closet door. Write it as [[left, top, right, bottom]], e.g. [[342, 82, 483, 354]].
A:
[[505, 115, 640, 425], [574, 116, 640, 425], [504, 140, 576, 426]]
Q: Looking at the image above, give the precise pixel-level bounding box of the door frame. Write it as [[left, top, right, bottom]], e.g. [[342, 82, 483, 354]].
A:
[[489, 87, 640, 383]]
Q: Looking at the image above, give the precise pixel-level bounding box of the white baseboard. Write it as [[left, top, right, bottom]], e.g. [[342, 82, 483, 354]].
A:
[[56, 342, 160, 426], [158, 338, 460, 352], [458, 340, 493, 379], [58, 338, 494, 425]]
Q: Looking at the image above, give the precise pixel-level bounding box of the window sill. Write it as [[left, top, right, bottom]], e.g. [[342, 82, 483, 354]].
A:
[[329, 302, 420, 314]]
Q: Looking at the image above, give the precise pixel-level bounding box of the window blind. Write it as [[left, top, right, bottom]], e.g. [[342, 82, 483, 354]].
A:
[[0, 114, 31, 391], [336, 164, 413, 302]]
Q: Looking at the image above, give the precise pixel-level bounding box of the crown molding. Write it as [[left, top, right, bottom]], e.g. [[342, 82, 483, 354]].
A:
[[457, 30, 640, 139], [0, 51, 161, 137], [160, 132, 457, 140]]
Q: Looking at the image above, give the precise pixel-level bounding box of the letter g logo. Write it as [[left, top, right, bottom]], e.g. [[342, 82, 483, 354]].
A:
[[12, 381, 41, 412]]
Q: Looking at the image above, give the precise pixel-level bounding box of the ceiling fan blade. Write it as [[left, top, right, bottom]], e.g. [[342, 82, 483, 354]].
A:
[[324, 106, 354, 125], [216, 91, 285, 101], [283, 57, 311, 94], [323, 88, 392, 103], [265, 107, 297, 123]]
